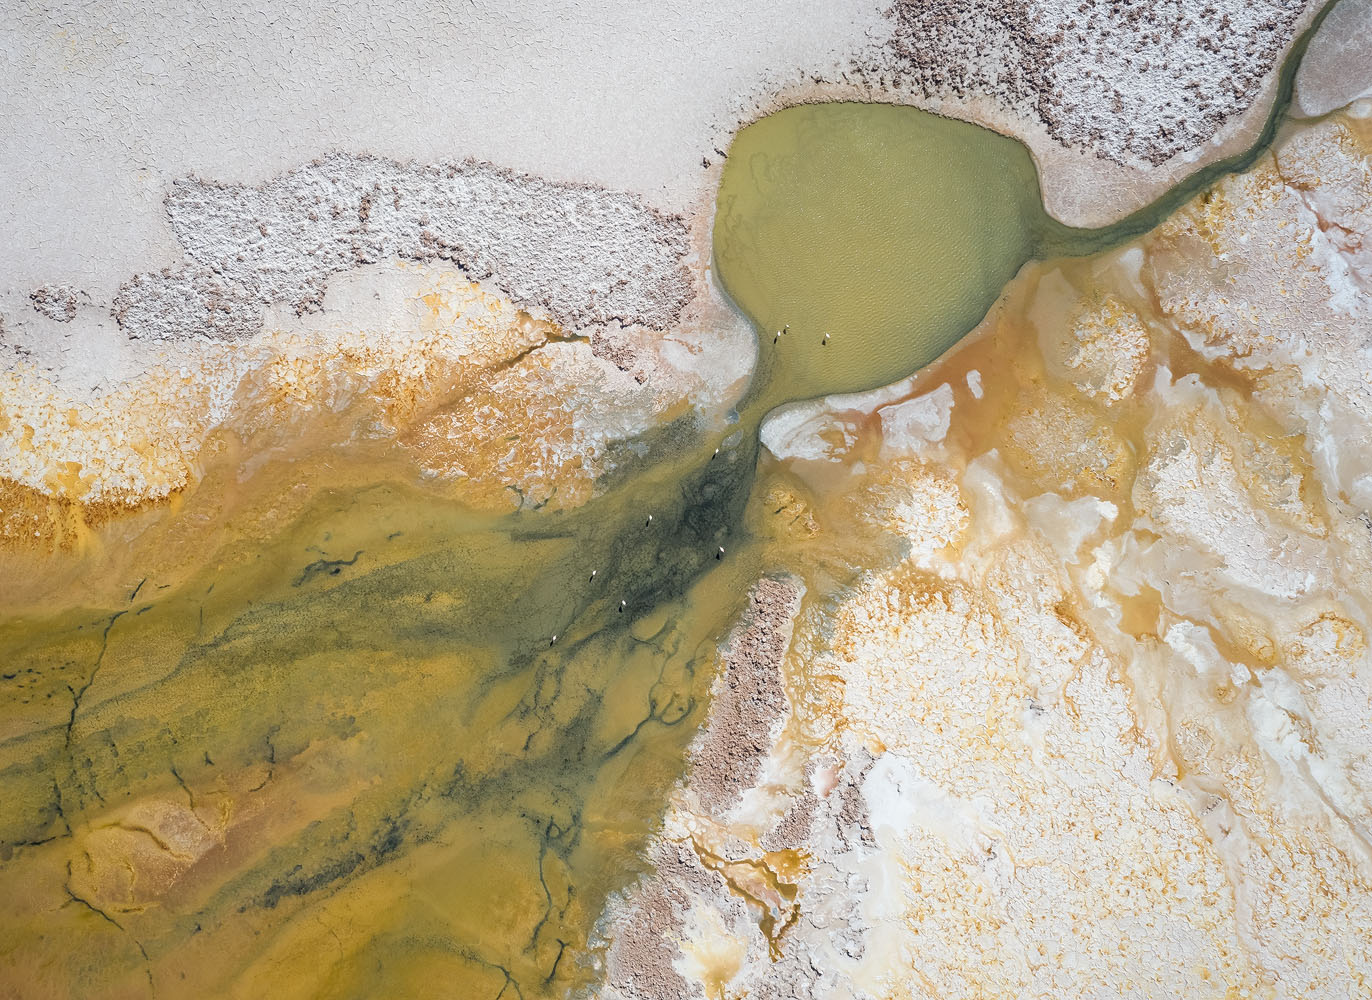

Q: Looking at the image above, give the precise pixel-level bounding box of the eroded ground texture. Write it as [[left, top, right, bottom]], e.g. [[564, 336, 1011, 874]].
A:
[[874, 0, 1307, 165], [593, 105, 1372, 999]]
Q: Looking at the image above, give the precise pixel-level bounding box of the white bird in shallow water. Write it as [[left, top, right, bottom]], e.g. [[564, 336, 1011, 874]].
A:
[[589, 569, 598, 582], [550, 635, 558, 646], [716, 546, 725, 559], [822, 331, 830, 346], [619, 600, 627, 613], [645, 514, 653, 526]]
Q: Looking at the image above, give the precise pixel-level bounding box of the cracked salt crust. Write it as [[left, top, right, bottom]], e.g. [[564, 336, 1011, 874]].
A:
[[1294, 0, 1372, 116]]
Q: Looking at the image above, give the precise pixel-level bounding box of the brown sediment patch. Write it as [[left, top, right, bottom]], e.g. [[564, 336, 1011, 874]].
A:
[[759, 787, 817, 853], [590, 326, 655, 385], [603, 841, 724, 1000], [0, 477, 174, 556], [0, 477, 87, 553], [688, 576, 803, 817]]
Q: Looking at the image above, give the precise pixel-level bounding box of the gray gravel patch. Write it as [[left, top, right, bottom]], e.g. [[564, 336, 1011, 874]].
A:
[[114, 153, 694, 342], [869, 0, 1310, 166], [28, 285, 81, 324]]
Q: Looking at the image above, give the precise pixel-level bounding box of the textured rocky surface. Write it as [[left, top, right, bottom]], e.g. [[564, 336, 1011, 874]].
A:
[[28, 285, 81, 324], [876, 0, 1308, 166], [119, 155, 692, 342]]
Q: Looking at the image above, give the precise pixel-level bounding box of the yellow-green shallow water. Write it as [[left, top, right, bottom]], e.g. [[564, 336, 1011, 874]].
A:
[[714, 102, 1048, 409], [0, 421, 760, 996]]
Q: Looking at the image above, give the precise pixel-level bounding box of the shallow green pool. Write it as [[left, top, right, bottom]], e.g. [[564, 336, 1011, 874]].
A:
[[715, 102, 1051, 409]]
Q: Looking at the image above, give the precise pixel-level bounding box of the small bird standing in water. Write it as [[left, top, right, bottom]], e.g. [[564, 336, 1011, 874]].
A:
[[589, 569, 598, 582], [619, 600, 627, 613], [822, 331, 830, 346], [711, 448, 719, 460], [645, 514, 653, 527], [550, 635, 557, 647], [716, 546, 725, 560]]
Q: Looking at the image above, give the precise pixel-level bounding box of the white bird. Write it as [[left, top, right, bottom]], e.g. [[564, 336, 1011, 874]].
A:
[[550, 635, 558, 646], [645, 514, 653, 526], [822, 332, 830, 346], [589, 569, 598, 582], [619, 600, 627, 613], [716, 546, 725, 559]]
